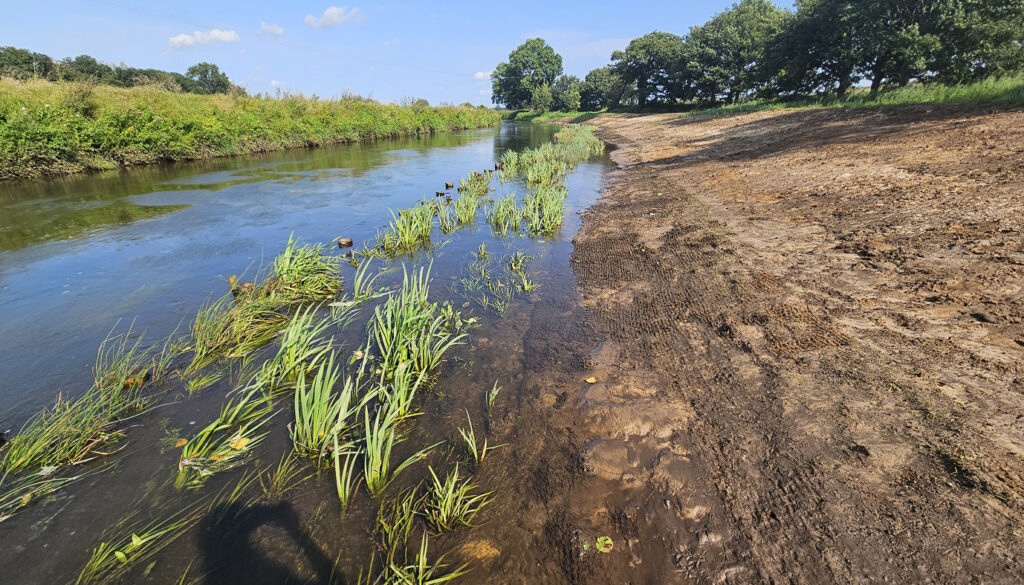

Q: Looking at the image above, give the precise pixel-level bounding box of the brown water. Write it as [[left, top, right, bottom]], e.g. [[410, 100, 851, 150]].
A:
[[0, 122, 614, 584]]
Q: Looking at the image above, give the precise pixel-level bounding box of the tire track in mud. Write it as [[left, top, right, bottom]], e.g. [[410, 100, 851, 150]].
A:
[[568, 109, 1024, 585]]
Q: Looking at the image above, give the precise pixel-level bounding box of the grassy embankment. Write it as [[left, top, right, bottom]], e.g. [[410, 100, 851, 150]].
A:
[[0, 78, 502, 180], [509, 75, 1024, 123]]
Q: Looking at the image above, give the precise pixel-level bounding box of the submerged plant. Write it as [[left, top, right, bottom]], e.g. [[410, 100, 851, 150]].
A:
[[458, 410, 500, 466], [259, 452, 310, 500], [385, 533, 468, 585], [437, 202, 457, 234], [76, 503, 206, 585], [262, 305, 334, 393], [291, 353, 346, 462], [363, 405, 435, 498], [2, 326, 170, 476], [371, 264, 465, 380], [351, 257, 384, 303], [176, 380, 274, 489], [378, 486, 423, 562], [333, 441, 362, 513], [421, 464, 490, 532]]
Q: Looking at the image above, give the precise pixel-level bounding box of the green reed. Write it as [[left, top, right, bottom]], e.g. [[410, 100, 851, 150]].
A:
[[421, 464, 490, 532]]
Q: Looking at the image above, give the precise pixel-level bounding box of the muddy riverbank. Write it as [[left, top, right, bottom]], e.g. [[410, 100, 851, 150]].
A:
[[567, 106, 1024, 584]]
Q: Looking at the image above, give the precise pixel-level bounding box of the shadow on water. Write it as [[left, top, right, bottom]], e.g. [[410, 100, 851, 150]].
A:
[[200, 502, 337, 585]]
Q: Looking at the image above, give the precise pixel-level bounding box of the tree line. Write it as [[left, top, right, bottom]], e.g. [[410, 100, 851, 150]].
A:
[[0, 46, 240, 95], [491, 0, 1024, 111]]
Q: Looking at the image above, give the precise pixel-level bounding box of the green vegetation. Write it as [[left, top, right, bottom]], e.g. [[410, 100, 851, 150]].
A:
[[1, 326, 172, 476], [271, 235, 343, 305], [0, 78, 501, 180], [76, 504, 205, 585], [490, 39, 564, 110], [457, 411, 499, 466], [176, 379, 274, 489], [492, 0, 1024, 112], [0, 109, 605, 582], [187, 294, 287, 373], [377, 205, 436, 256], [421, 464, 490, 532]]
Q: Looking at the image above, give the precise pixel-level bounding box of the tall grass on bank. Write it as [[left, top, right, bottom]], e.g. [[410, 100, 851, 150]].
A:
[[678, 75, 1024, 120], [0, 78, 503, 180], [510, 76, 1024, 122]]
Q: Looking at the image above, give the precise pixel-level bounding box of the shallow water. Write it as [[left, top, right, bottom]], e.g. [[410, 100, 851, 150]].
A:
[[0, 122, 613, 584]]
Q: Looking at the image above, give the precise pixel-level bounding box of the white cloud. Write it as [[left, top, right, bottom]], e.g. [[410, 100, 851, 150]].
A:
[[168, 29, 240, 48], [270, 80, 285, 87], [473, 71, 491, 80], [260, 22, 284, 35], [305, 6, 365, 28], [478, 89, 490, 96], [382, 38, 399, 47]]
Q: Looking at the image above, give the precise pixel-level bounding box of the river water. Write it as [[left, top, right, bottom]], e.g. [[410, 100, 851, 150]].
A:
[[0, 122, 613, 584]]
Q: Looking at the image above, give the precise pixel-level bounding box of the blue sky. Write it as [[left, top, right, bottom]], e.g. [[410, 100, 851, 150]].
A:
[[2, 1, 790, 105]]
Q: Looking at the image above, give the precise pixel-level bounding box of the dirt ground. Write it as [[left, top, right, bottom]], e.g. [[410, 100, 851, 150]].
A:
[[564, 105, 1024, 584]]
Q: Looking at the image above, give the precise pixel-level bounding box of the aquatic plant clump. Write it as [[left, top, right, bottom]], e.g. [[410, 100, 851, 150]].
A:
[[271, 235, 343, 304], [187, 294, 288, 373], [371, 265, 465, 380], [1, 327, 173, 476], [421, 464, 491, 532], [376, 204, 435, 255]]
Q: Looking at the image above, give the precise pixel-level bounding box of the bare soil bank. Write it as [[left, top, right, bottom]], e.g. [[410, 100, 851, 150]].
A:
[[568, 106, 1024, 584]]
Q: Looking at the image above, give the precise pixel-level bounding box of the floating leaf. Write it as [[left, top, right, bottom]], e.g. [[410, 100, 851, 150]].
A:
[[585, 376, 597, 384], [228, 437, 251, 451], [596, 536, 613, 553], [174, 438, 188, 448]]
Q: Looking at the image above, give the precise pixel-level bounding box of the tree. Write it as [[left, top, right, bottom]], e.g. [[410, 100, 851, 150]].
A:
[[927, 0, 1024, 83], [552, 74, 583, 111], [530, 84, 553, 113], [766, 0, 863, 97], [59, 55, 113, 81], [0, 46, 56, 80], [581, 66, 631, 110], [611, 31, 684, 107], [186, 62, 230, 94], [681, 0, 790, 104], [491, 38, 563, 109]]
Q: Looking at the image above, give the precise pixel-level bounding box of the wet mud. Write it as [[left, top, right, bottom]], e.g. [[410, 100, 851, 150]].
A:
[[566, 106, 1024, 584]]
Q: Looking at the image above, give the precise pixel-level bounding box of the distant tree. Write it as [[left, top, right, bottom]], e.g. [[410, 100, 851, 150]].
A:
[[611, 31, 684, 107], [186, 62, 231, 94], [552, 74, 583, 111], [581, 65, 631, 110], [59, 55, 113, 81], [0, 46, 56, 80], [530, 83, 553, 113], [681, 0, 790, 104], [491, 38, 563, 109]]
